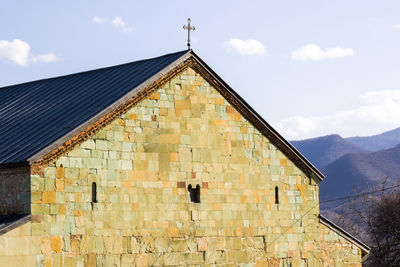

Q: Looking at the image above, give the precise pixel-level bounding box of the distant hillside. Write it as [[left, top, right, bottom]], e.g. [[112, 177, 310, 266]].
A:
[[291, 128, 400, 212], [346, 127, 400, 152], [291, 134, 367, 169], [319, 144, 400, 209]]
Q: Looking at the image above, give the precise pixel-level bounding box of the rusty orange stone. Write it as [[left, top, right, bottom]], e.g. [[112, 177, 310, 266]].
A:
[[170, 152, 179, 162], [280, 158, 287, 166], [166, 227, 178, 237], [132, 203, 139, 211]]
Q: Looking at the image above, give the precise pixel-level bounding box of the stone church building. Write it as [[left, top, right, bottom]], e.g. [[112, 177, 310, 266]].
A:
[[0, 50, 369, 266]]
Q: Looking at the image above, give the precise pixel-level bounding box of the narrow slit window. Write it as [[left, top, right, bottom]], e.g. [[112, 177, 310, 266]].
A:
[[188, 184, 200, 203], [275, 186, 279, 204], [92, 182, 97, 203]]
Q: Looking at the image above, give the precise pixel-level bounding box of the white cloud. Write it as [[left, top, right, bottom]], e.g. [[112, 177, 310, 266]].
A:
[[32, 52, 59, 63], [92, 16, 107, 24], [274, 90, 400, 140], [223, 38, 266, 56], [92, 15, 133, 33], [291, 43, 354, 61], [0, 39, 59, 66], [112, 16, 133, 33], [0, 39, 30, 66], [393, 24, 400, 29]]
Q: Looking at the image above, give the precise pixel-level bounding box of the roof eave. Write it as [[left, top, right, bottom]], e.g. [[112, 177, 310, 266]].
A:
[[0, 214, 31, 236], [319, 215, 371, 255], [0, 161, 29, 169]]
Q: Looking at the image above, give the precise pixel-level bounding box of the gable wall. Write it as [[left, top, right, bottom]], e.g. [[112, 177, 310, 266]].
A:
[[0, 67, 362, 266]]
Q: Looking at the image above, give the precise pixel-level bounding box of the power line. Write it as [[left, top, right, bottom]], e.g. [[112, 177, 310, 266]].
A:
[[246, 183, 400, 263], [320, 184, 400, 204], [246, 202, 319, 263]]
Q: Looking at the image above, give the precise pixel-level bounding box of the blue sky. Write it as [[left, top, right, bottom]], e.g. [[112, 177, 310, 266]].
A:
[[1, 1, 400, 139]]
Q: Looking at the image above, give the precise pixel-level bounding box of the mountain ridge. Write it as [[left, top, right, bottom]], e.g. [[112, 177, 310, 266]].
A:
[[290, 127, 400, 211], [291, 134, 367, 169], [320, 145, 400, 207], [345, 127, 400, 152]]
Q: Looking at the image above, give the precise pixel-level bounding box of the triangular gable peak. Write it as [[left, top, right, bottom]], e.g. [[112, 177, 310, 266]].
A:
[[29, 51, 323, 181]]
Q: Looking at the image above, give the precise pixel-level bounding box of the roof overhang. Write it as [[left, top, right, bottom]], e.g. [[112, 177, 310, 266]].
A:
[[0, 161, 29, 169], [319, 215, 370, 259], [0, 214, 31, 236]]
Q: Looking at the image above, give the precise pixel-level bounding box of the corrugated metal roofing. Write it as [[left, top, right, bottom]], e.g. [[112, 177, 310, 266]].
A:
[[0, 50, 188, 164]]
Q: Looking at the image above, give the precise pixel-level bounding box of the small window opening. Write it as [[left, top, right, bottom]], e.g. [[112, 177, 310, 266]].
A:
[[309, 177, 312, 185], [92, 182, 97, 203], [188, 184, 200, 203], [275, 186, 279, 204]]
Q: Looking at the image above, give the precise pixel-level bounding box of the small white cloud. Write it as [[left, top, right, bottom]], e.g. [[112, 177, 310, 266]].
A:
[[32, 52, 59, 63], [0, 39, 58, 66], [112, 16, 133, 33], [223, 38, 266, 56], [393, 24, 400, 29], [291, 43, 354, 61], [274, 90, 400, 139], [92, 16, 107, 24]]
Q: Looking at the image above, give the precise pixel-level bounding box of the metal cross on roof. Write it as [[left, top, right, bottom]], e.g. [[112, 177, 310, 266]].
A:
[[183, 18, 195, 50]]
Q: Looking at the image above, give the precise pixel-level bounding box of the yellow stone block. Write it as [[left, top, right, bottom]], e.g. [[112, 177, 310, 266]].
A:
[[51, 236, 62, 253], [136, 254, 148, 267], [56, 166, 64, 179], [149, 92, 160, 100], [42, 191, 56, 204], [255, 259, 268, 267], [55, 179, 64, 192]]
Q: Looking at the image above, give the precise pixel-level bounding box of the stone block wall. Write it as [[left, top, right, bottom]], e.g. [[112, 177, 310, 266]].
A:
[[0, 222, 39, 266], [0, 67, 363, 266], [0, 166, 30, 215], [318, 224, 364, 267]]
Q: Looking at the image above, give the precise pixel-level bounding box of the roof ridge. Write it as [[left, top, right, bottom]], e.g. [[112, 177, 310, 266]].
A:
[[0, 50, 188, 91]]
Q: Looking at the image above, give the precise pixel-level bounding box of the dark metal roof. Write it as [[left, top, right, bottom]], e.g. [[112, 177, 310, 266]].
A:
[[0, 214, 31, 235], [0, 50, 188, 164]]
